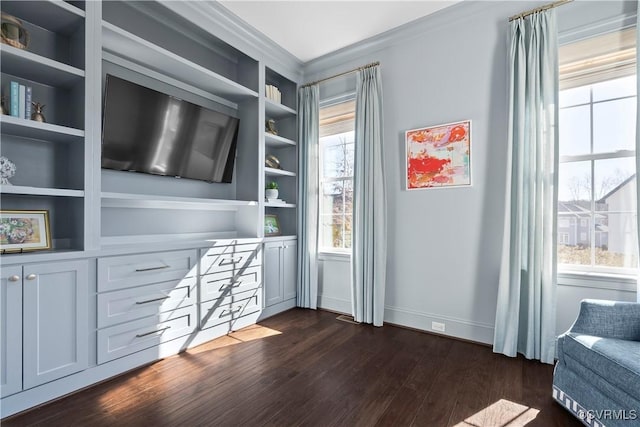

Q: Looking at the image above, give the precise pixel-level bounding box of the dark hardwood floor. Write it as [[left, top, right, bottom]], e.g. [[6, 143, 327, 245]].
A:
[[5, 309, 582, 427]]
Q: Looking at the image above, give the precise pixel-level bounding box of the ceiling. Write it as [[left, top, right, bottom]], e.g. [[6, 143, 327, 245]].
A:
[[218, 1, 460, 63]]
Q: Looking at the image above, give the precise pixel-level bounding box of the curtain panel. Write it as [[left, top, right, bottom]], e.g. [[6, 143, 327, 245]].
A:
[[493, 10, 559, 364], [297, 85, 320, 309], [636, 1, 640, 303], [351, 66, 387, 326]]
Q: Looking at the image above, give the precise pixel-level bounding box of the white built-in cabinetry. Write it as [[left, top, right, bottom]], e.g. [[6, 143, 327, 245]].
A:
[[0, 260, 89, 395], [0, 0, 301, 418], [264, 239, 298, 308]]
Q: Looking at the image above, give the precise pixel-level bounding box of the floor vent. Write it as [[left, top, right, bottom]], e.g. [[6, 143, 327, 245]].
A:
[[336, 314, 360, 325]]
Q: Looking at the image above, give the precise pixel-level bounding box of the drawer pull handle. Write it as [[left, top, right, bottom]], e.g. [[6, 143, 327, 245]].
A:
[[221, 306, 242, 317], [220, 257, 242, 265], [135, 296, 170, 305], [136, 326, 171, 338], [26, 274, 37, 280], [135, 265, 170, 272], [8, 275, 20, 282], [219, 281, 242, 291]]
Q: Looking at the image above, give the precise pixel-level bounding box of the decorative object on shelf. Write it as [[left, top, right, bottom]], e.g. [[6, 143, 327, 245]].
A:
[[265, 181, 279, 199], [1, 13, 29, 50], [31, 102, 46, 122], [265, 154, 281, 169], [266, 119, 278, 135], [264, 214, 281, 236], [0, 156, 16, 185], [0, 210, 51, 253], [0, 96, 7, 115], [405, 120, 471, 190]]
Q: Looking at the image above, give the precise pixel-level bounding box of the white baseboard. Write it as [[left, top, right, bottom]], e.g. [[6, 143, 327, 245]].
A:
[[258, 298, 296, 321], [317, 295, 351, 315], [384, 305, 494, 344]]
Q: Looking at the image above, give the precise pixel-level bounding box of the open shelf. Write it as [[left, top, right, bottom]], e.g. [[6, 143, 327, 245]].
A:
[[101, 192, 258, 211], [265, 167, 296, 177], [101, 22, 259, 102], [265, 99, 296, 119], [1, 0, 85, 35], [1, 44, 85, 87], [265, 133, 296, 148], [264, 202, 296, 208], [1, 115, 84, 143], [0, 185, 84, 197]]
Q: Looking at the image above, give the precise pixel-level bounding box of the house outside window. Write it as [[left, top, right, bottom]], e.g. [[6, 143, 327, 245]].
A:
[[557, 28, 637, 276], [319, 99, 355, 252]]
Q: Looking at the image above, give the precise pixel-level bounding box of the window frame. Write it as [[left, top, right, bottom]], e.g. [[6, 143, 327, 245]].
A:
[[557, 80, 637, 279], [318, 95, 356, 255]]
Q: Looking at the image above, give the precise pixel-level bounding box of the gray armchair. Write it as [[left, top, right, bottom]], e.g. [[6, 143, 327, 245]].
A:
[[553, 299, 640, 427]]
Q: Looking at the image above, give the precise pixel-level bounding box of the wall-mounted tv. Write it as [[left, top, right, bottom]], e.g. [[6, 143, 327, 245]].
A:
[[101, 74, 239, 183]]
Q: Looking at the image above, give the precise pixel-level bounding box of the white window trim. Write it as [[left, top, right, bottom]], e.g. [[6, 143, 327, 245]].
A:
[[557, 31, 637, 290], [319, 95, 356, 255]]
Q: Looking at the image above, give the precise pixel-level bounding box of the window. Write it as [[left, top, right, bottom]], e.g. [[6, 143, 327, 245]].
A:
[[559, 233, 570, 245], [319, 99, 355, 252], [558, 28, 637, 275]]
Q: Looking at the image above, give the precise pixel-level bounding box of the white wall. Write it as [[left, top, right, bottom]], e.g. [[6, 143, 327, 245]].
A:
[[308, 0, 638, 343]]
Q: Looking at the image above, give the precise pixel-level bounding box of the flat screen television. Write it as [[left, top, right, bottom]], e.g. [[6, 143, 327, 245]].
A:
[[101, 74, 239, 183]]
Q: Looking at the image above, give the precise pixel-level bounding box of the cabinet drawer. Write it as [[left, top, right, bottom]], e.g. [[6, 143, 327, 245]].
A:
[[98, 250, 198, 292], [97, 306, 197, 364], [200, 266, 262, 303], [200, 244, 261, 276], [98, 277, 196, 328], [199, 290, 262, 330]]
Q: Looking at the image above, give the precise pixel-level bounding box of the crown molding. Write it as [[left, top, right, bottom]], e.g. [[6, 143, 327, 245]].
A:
[[159, 1, 304, 83]]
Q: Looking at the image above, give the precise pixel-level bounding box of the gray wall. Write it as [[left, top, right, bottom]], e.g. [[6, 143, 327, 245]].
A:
[[307, 0, 638, 343]]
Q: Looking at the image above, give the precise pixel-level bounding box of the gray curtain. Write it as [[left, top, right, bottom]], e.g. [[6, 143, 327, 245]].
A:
[[636, 1, 640, 303], [493, 10, 559, 364], [351, 65, 387, 326], [297, 85, 319, 309]]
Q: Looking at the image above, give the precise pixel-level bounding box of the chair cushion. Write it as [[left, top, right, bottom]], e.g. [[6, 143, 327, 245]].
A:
[[562, 333, 640, 400]]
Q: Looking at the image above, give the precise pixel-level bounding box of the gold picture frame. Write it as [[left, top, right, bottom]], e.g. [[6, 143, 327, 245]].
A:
[[0, 210, 51, 253], [264, 214, 281, 237]]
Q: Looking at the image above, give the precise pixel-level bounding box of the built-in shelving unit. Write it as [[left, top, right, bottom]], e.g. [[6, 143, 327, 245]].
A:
[[263, 67, 298, 238], [0, 0, 89, 254], [0, 0, 304, 417], [99, 0, 263, 244]]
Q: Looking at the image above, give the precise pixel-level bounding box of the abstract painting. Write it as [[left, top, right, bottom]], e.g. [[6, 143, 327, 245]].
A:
[[405, 120, 471, 189]]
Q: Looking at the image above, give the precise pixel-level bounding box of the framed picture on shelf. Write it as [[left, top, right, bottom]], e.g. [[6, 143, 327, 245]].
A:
[[0, 210, 51, 253], [264, 214, 281, 237], [405, 120, 471, 190]]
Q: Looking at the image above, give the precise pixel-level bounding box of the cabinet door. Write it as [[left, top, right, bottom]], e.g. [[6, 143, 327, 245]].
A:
[[23, 260, 89, 389], [282, 240, 297, 301], [264, 242, 283, 307], [1, 266, 22, 397]]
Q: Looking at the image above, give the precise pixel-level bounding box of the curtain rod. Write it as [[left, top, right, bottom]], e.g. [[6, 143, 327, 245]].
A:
[[302, 61, 380, 88], [509, 0, 573, 22]]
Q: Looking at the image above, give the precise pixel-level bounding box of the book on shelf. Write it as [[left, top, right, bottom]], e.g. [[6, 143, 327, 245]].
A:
[[10, 81, 19, 117], [18, 85, 25, 119], [265, 84, 281, 104], [7, 81, 33, 119], [25, 86, 32, 119]]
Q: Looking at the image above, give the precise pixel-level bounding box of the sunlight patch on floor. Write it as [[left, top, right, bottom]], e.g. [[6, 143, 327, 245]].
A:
[[454, 399, 540, 427], [187, 324, 282, 354]]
